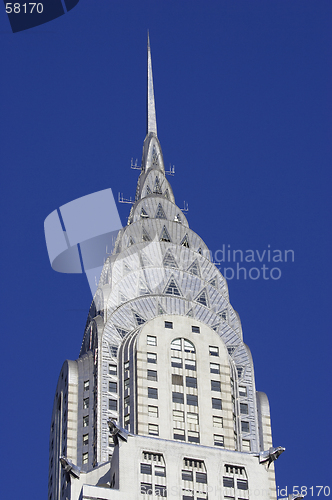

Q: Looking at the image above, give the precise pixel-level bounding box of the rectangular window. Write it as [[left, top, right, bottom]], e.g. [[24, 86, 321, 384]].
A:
[[212, 398, 222, 410], [165, 321, 173, 329], [214, 434, 224, 447], [184, 359, 196, 371], [187, 412, 199, 424], [210, 362, 220, 374], [186, 376, 197, 388], [223, 477, 234, 488], [174, 428, 185, 441], [148, 405, 158, 417], [241, 421, 250, 433], [147, 369, 158, 381], [124, 395, 130, 408], [239, 386, 247, 397], [124, 414, 130, 425], [172, 374, 183, 385], [196, 472, 207, 483], [211, 380, 221, 392], [124, 378, 130, 390], [82, 452, 88, 464], [109, 381, 117, 393], [155, 485, 167, 497], [242, 439, 251, 451], [141, 482, 153, 495], [83, 397, 89, 409], [83, 434, 89, 446], [124, 360, 129, 371], [83, 415, 89, 427], [240, 403, 249, 415], [148, 423, 159, 436], [147, 352, 157, 364], [109, 364, 117, 375], [188, 430, 199, 443], [186, 394, 198, 406], [83, 380, 89, 391], [155, 466, 166, 477], [171, 338, 182, 351], [213, 415, 223, 427], [237, 479, 249, 490], [172, 392, 184, 404], [109, 399, 117, 411], [191, 325, 200, 333], [109, 435, 114, 448], [148, 387, 158, 399], [182, 470, 193, 481], [147, 335, 157, 346], [141, 463, 152, 475], [171, 356, 183, 368], [209, 346, 219, 356], [173, 409, 185, 421]]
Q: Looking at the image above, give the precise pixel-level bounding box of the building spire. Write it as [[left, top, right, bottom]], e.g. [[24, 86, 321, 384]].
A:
[[147, 31, 157, 136]]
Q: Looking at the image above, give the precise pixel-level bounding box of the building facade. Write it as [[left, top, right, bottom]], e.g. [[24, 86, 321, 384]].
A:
[[48, 37, 281, 500]]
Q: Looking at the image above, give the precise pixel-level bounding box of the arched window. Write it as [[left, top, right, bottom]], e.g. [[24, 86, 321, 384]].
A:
[[171, 338, 195, 354]]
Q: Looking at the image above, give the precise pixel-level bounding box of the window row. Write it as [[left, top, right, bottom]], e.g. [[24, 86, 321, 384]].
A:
[[223, 477, 248, 490], [141, 483, 166, 496], [141, 463, 165, 476], [182, 470, 207, 483]]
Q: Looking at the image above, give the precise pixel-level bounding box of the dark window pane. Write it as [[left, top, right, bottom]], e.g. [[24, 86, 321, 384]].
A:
[[211, 380, 221, 391], [212, 398, 222, 410], [196, 472, 207, 484], [186, 376, 197, 388], [183, 496, 194, 500], [148, 387, 158, 399], [109, 382, 117, 393], [171, 357, 182, 368], [237, 479, 248, 490], [186, 394, 198, 406], [185, 359, 196, 371], [241, 421, 250, 433], [147, 370, 158, 381], [172, 392, 184, 404], [165, 321, 173, 329], [155, 484, 167, 497], [141, 463, 152, 475], [109, 399, 117, 411], [240, 403, 248, 415], [182, 470, 193, 481], [141, 482, 153, 494], [191, 326, 200, 333], [174, 429, 185, 440], [172, 374, 183, 385], [223, 477, 234, 488]]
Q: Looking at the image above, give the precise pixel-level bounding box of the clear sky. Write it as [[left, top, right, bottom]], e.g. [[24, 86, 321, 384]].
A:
[[0, 1, 331, 498]]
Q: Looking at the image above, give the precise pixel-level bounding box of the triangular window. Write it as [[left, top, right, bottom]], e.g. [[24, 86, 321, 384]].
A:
[[128, 236, 135, 247], [155, 203, 167, 219], [186, 308, 193, 318], [163, 250, 178, 268], [211, 323, 220, 332], [227, 346, 237, 356], [146, 185, 152, 195], [174, 213, 181, 223], [208, 276, 218, 288], [187, 260, 200, 277], [180, 234, 190, 248], [220, 310, 227, 321], [164, 277, 181, 297], [164, 188, 170, 199], [195, 289, 209, 307], [115, 326, 129, 338], [154, 176, 162, 194], [237, 366, 244, 379], [142, 227, 151, 242], [140, 207, 149, 218], [134, 312, 146, 326], [160, 226, 171, 243], [198, 247, 202, 255]]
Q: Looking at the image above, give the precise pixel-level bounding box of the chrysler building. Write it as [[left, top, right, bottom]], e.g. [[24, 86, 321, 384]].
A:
[[48, 36, 282, 500]]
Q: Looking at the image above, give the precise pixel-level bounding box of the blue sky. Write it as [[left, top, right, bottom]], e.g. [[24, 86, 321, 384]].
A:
[[0, 1, 331, 498]]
